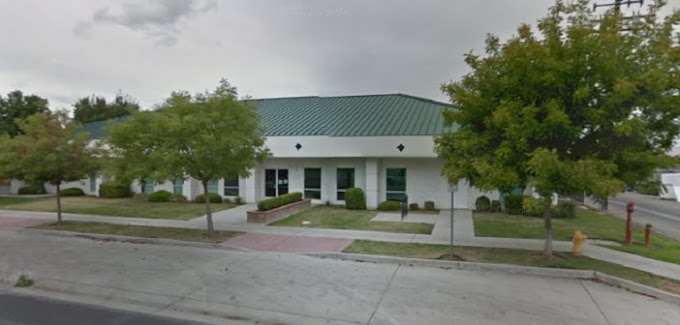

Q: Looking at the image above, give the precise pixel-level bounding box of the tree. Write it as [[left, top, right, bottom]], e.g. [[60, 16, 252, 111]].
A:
[[107, 79, 268, 232], [436, 0, 680, 258], [73, 93, 140, 124], [0, 112, 100, 223], [0, 90, 49, 137]]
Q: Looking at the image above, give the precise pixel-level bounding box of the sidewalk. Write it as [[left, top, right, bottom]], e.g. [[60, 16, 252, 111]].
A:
[[2, 207, 680, 282]]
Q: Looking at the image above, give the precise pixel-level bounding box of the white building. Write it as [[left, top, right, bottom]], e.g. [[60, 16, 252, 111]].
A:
[[2, 94, 498, 209]]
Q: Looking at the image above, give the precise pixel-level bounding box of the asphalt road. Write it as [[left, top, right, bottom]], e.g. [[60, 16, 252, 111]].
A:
[[610, 192, 680, 240], [0, 292, 209, 325]]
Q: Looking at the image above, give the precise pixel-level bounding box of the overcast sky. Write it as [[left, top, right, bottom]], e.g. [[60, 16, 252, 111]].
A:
[[0, 0, 676, 110]]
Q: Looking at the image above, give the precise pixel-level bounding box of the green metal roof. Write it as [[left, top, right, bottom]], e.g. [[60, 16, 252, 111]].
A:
[[83, 94, 454, 138]]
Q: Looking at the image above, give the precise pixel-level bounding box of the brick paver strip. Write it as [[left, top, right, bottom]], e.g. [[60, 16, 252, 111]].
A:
[[225, 233, 353, 253]]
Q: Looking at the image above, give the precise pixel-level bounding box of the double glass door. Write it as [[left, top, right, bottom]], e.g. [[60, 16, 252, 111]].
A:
[[265, 169, 289, 197]]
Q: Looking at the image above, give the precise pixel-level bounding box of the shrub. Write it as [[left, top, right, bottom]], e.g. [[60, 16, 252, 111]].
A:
[[257, 192, 303, 211], [554, 200, 576, 219], [378, 200, 401, 211], [491, 200, 501, 212], [344, 188, 366, 210], [634, 179, 662, 196], [169, 193, 187, 203], [148, 190, 173, 202], [18, 185, 45, 195], [99, 182, 132, 198], [194, 193, 223, 203], [522, 196, 544, 217], [60, 187, 84, 197], [14, 274, 33, 288], [233, 197, 243, 205], [475, 196, 491, 212], [409, 202, 420, 210], [504, 194, 524, 215], [424, 201, 435, 211]]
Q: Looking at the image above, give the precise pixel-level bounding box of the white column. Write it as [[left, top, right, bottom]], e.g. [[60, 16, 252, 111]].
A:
[[365, 158, 379, 209], [244, 168, 257, 203]]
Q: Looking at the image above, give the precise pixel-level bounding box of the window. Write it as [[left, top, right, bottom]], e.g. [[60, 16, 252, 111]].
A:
[[386, 168, 407, 201], [304, 168, 321, 199], [265, 169, 289, 197], [142, 178, 154, 193], [173, 178, 183, 194], [208, 179, 219, 194], [89, 174, 97, 193], [224, 175, 239, 196], [336, 168, 354, 201]]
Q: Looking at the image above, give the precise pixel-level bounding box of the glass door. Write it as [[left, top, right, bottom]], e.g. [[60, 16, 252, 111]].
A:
[[265, 169, 289, 197]]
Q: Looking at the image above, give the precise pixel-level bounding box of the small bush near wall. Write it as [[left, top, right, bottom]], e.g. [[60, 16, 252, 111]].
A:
[[234, 197, 243, 205], [491, 200, 501, 212], [169, 193, 187, 203], [409, 203, 419, 210], [378, 200, 401, 211], [345, 188, 366, 210], [60, 188, 84, 197], [148, 190, 173, 202], [99, 182, 132, 198], [18, 185, 45, 195], [257, 192, 303, 211], [194, 193, 223, 203], [554, 200, 576, 219], [424, 201, 435, 211], [504, 194, 524, 215], [475, 196, 491, 212], [522, 196, 544, 217]]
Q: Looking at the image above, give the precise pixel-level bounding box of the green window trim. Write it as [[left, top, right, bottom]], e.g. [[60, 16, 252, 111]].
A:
[[173, 178, 184, 195], [304, 168, 322, 200], [142, 178, 154, 193], [386, 168, 407, 201]]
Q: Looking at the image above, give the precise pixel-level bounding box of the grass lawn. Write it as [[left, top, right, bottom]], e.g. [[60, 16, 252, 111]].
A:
[[345, 240, 680, 295], [474, 209, 680, 265], [34, 221, 241, 243], [0, 196, 236, 220], [271, 206, 434, 234]]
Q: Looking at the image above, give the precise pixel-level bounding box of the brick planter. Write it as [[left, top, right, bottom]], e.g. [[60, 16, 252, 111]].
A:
[[247, 199, 311, 224]]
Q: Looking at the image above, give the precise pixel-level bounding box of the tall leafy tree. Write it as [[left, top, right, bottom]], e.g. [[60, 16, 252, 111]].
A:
[[107, 80, 268, 232], [0, 112, 100, 223], [0, 90, 49, 137], [436, 0, 680, 257], [73, 93, 140, 123]]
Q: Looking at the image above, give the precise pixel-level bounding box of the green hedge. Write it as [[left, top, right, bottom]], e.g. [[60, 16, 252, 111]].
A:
[[554, 201, 576, 219], [257, 192, 302, 211], [475, 196, 491, 212], [409, 203, 420, 210], [504, 194, 524, 215], [194, 193, 223, 203], [491, 200, 501, 212], [170, 193, 187, 202], [18, 185, 45, 195], [148, 190, 173, 202], [377, 200, 401, 211], [522, 196, 544, 217], [424, 201, 435, 211], [60, 188, 84, 197], [99, 182, 132, 198], [345, 188, 366, 210]]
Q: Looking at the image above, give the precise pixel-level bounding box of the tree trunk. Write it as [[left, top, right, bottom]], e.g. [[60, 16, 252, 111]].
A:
[[543, 195, 553, 258], [56, 182, 62, 225], [203, 181, 214, 233]]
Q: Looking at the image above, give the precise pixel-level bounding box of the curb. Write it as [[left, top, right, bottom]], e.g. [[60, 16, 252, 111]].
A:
[[309, 252, 595, 279], [19, 228, 247, 252], [310, 252, 680, 306]]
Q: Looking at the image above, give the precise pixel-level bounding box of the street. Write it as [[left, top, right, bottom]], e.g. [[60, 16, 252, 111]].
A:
[[0, 229, 678, 325], [610, 192, 680, 240], [0, 292, 210, 325]]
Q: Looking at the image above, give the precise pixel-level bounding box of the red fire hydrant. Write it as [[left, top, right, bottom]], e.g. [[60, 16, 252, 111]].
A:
[[625, 202, 634, 245]]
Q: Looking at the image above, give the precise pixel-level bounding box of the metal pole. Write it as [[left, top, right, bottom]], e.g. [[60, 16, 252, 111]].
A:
[[450, 190, 454, 256]]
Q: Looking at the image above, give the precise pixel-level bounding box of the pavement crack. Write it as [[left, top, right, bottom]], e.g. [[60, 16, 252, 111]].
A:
[[366, 264, 400, 325], [580, 280, 613, 325]]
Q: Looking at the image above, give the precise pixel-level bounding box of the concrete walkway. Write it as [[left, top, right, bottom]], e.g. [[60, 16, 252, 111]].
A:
[[2, 207, 680, 282]]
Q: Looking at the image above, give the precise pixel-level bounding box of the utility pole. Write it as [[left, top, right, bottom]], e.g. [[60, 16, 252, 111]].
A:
[[592, 0, 656, 31]]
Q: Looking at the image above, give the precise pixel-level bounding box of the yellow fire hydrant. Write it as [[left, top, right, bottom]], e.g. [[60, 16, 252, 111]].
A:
[[572, 230, 587, 256]]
